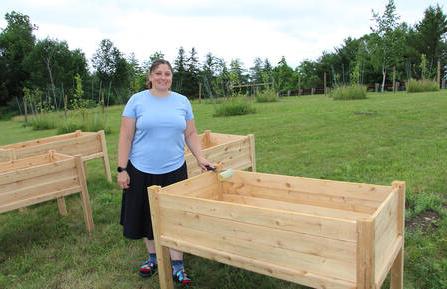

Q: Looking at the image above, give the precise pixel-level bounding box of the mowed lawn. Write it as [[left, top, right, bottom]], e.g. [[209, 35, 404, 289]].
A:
[[0, 91, 446, 289]]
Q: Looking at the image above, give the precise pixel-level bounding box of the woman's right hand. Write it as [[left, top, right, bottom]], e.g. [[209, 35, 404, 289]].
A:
[[117, 171, 130, 189]]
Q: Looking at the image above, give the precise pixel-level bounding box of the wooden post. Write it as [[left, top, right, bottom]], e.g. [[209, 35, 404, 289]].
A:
[[356, 218, 375, 289], [437, 60, 441, 88], [324, 72, 327, 95], [390, 181, 406, 289], [148, 186, 174, 289], [57, 198, 68, 216], [393, 66, 396, 93], [203, 130, 211, 148], [23, 96, 28, 123], [248, 134, 256, 172], [75, 155, 94, 234], [98, 130, 112, 182]]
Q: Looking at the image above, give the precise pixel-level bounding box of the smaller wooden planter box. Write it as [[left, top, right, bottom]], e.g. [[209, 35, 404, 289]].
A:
[[185, 130, 255, 177], [0, 130, 111, 182], [0, 151, 94, 233], [148, 170, 405, 289]]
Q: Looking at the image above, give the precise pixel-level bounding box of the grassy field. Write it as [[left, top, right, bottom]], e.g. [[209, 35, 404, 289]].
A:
[[0, 91, 446, 289]]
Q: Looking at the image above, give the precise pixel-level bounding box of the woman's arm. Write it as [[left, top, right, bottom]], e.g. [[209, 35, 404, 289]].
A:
[[117, 117, 136, 189], [184, 119, 213, 171]]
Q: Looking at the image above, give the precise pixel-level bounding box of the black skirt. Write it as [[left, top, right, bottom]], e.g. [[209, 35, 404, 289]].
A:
[[120, 161, 188, 240]]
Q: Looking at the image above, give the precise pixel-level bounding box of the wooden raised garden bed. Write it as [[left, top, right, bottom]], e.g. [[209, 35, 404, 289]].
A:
[[0, 130, 111, 182], [148, 170, 405, 289], [185, 130, 255, 177], [0, 151, 94, 233]]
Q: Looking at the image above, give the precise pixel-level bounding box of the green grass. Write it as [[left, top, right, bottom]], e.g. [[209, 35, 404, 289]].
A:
[[1, 91, 447, 289]]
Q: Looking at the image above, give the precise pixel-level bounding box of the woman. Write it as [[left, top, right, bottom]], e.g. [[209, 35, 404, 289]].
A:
[[117, 59, 212, 285]]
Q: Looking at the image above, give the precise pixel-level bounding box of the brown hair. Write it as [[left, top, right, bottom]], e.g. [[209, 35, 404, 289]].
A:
[[146, 59, 173, 89]]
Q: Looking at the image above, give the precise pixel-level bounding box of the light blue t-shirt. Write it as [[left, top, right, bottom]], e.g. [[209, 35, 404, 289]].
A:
[[122, 90, 194, 174]]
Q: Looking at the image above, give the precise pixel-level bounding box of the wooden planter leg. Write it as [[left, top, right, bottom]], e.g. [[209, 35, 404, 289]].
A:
[[390, 181, 405, 289], [248, 134, 256, 172], [99, 130, 112, 182], [57, 197, 68, 215], [390, 248, 403, 289], [149, 186, 174, 289], [75, 155, 94, 234]]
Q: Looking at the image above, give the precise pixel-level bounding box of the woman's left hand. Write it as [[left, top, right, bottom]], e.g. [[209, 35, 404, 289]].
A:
[[196, 157, 215, 172]]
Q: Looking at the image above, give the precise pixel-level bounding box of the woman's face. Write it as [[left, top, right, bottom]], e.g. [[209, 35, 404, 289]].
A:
[[149, 64, 172, 91]]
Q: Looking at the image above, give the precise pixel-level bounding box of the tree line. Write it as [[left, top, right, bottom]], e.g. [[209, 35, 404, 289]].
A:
[[0, 0, 446, 114]]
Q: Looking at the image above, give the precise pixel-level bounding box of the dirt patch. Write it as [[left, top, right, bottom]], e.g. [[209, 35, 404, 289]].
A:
[[406, 210, 441, 232]]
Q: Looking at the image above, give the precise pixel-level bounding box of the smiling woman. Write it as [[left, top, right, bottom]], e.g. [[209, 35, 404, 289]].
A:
[[116, 59, 214, 285]]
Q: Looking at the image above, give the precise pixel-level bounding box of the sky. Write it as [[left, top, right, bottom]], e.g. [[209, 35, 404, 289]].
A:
[[0, 0, 444, 69]]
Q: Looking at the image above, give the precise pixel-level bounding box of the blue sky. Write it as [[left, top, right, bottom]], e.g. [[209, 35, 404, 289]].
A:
[[0, 0, 444, 68]]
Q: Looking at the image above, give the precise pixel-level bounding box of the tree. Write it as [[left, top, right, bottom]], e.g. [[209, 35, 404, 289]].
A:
[[184, 47, 200, 98], [414, 5, 447, 76], [249, 57, 263, 83], [229, 58, 247, 94], [272, 56, 297, 91], [201, 52, 219, 98], [92, 39, 121, 84], [0, 11, 36, 106], [23, 38, 89, 105], [173, 46, 187, 92], [368, 0, 405, 92]]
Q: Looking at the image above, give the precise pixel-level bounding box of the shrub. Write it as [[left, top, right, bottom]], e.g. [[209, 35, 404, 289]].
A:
[[255, 89, 279, 103], [331, 84, 367, 100], [407, 79, 440, 93], [29, 114, 57, 130], [213, 96, 256, 117]]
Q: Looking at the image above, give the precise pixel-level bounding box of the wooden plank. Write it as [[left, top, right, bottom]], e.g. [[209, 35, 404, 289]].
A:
[[209, 132, 245, 144], [0, 166, 77, 192], [158, 194, 357, 241], [161, 221, 356, 281], [182, 184, 219, 199], [0, 186, 80, 213], [161, 206, 356, 263], [148, 186, 174, 289], [222, 193, 370, 220], [231, 170, 391, 202], [356, 219, 375, 289], [0, 154, 51, 172], [160, 172, 217, 196], [160, 236, 356, 289], [13, 134, 101, 159], [0, 176, 79, 204], [1, 131, 80, 149], [0, 159, 76, 186], [222, 182, 379, 214]]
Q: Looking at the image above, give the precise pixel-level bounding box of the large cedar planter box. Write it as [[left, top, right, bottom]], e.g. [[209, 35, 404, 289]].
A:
[[0, 130, 111, 182], [185, 130, 256, 177], [0, 151, 94, 233], [148, 170, 405, 289]]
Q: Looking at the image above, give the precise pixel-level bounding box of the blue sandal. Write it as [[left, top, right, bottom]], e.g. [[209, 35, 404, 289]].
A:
[[173, 269, 192, 286], [139, 258, 157, 277]]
